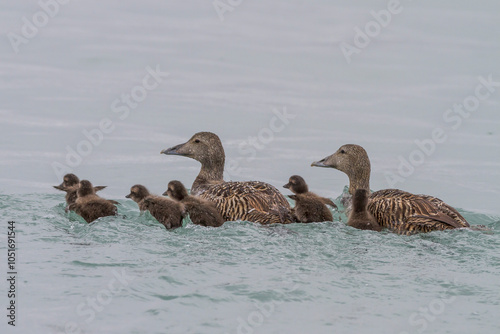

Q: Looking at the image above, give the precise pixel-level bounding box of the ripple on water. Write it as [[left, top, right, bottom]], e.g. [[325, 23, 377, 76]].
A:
[[3, 193, 500, 334]]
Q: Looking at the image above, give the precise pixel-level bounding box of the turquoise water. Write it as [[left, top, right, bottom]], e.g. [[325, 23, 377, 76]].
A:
[[2, 193, 500, 333], [1, 0, 500, 333]]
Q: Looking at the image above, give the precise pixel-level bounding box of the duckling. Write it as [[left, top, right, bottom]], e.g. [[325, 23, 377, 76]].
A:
[[283, 175, 335, 223], [312, 144, 470, 234], [347, 189, 381, 231], [126, 184, 184, 230], [53, 173, 106, 207], [163, 180, 224, 227], [67, 180, 117, 223], [161, 132, 293, 224]]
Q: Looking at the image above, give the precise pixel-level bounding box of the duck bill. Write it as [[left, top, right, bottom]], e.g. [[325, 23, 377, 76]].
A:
[[311, 159, 329, 168], [283, 183, 291, 189], [162, 190, 168, 196], [53, 183, 65, 191], [161, 142, 188, 156], [125, 194, 131, 199]]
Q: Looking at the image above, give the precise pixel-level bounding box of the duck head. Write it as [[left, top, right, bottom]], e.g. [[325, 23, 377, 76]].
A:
[[161, 132, 225, 168], [54, 173, 79, 190], [283, 175, 309, 194], [311, 144, 371, 195], [78, 180, 96, 197], [163, 180, 188, 201], [126, 184, 150, 203]]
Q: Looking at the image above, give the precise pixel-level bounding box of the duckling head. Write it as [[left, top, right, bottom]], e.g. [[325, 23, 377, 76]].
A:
[[283, 175, 308, 194], [311, 144, 371, 195], [54, 173, 79, 190], [163, 180, 188, 201], [126, 184, 150, 203], [78, 180, 96, 197], [161, 132, 225, 168]]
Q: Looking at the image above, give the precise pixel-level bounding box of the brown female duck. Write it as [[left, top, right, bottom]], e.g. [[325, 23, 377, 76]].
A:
[[126, 184, 184, 229], [68, 180, 117, 223], [164, 180, 224, 227], [283, 175, 335, 223], [161, 132, 293, 224], [312, 144, 470, 234]]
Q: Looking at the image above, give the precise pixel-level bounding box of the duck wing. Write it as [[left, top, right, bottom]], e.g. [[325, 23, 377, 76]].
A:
[[368, 189, 469, 234], [200, 181, 292, 224]]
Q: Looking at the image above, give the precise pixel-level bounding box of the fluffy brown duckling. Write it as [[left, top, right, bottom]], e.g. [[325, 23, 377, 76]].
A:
[[161, 132, 293, 224], [163, 180, 224, 227], [347, 189, 382, 231], [53, 173, 106, 207], [283, 175, 335, 223], [126, 184, 184, 230], [67, 180, 117, 223], [312, 144, 470, 234]]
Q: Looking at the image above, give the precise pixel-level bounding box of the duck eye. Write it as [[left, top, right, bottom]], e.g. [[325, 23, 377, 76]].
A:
[[194, 139, 200, 143], [340, 149, 346, 154]]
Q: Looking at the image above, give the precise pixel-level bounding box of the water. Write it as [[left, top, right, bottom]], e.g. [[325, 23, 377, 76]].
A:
[[1, 1, 499, 333]]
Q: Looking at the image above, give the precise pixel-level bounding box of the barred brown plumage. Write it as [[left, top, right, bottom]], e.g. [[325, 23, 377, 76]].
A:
[[312, 144, 470, 234], [161, 132, 293, 224]]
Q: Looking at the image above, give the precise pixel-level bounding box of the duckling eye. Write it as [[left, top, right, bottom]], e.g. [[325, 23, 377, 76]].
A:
[[340, 149, 346, 154], [194, 139, 200, 143]]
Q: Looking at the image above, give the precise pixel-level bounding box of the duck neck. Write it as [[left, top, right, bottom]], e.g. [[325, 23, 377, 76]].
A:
[[348, 168, 370, 195], [192, 161, 225, 194]]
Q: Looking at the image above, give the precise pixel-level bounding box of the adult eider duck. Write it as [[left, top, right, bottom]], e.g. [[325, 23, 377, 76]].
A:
[[126, 184, 184, 230], [311, 144, 470, 234], [164, 180, 224, 227], [54, 173, 106, 207], [161, 132, 293, 224], [347, 189, 382, 231], [67, 180, 117, 223], [283, 175, 336, 223]]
